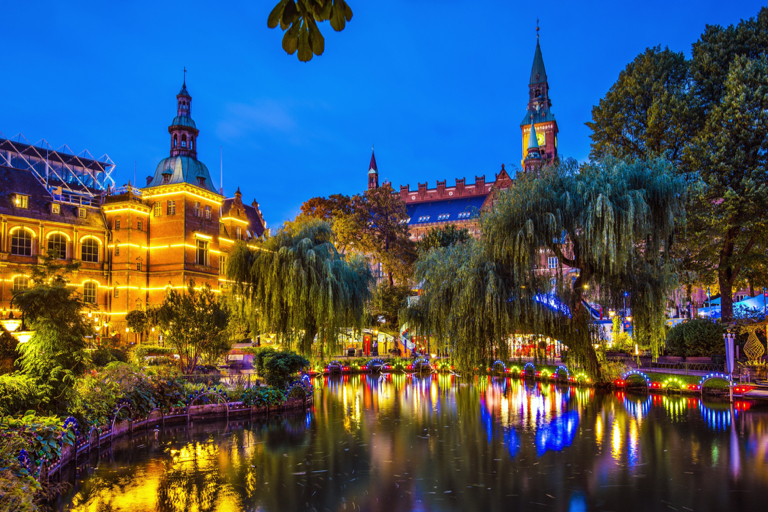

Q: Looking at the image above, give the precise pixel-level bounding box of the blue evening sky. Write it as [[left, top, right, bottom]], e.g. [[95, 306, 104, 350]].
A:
[[1, 1, 764, 227]]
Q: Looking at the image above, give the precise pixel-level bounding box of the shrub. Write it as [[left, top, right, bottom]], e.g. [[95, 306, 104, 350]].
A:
[[665, 319, 725, 357], [90, 347, 129, 367], [262, 351, 310, 388], [131, 345, 178, 361], [0, 328, 18, 375], [240, 386, 286, 408], [0, 374, 41, 416]]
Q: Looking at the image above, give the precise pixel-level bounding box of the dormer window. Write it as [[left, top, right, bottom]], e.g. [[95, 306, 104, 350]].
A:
[[197, 177, 206, 186], [15, 194, 29, 209], [51, 203, 60, 214], [78, 208, 86, 219], [162, 174, 171, 184]]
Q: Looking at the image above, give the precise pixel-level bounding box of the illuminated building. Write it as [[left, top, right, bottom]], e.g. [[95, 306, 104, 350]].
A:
[[0, 80, 266, 339]]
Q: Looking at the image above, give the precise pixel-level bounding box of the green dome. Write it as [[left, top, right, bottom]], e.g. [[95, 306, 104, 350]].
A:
[[146, 156, 218, 194], [170, 115, 197, 129]]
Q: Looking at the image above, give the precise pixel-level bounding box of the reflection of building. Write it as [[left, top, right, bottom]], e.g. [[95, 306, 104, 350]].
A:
[[0, 80, 266, 339], [366, 35, 557, 242]]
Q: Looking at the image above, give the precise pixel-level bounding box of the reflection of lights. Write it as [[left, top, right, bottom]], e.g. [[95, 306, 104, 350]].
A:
[[535, 410, 579, 456], [628, 419, 639, 468], [595, 415, 603, 448], [611, 420, 622, 460]]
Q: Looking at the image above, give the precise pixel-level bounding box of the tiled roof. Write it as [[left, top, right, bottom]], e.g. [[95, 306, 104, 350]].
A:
[[530, 40, 547, 85], [405, 195, 487, 226], [146, 156, 218, 194], [222, 198, 266, 237], [0, 165, 106, 228]]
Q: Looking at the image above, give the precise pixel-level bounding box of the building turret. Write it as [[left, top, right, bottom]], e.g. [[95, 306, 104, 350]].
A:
[[169, 77, 199, 159], [368, 147, 379, 190]]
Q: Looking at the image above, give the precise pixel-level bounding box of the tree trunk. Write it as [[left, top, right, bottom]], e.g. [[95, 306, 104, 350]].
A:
[[301, 327, 317, 357], [719, 268, 734, 323]]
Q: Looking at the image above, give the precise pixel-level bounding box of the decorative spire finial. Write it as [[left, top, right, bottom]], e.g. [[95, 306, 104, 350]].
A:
[[183, 66, 187, 85], [536, 18, 539, 41]]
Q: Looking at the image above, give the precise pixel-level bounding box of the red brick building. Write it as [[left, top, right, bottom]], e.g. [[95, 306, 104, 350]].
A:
[[0, 81, 266, 340]]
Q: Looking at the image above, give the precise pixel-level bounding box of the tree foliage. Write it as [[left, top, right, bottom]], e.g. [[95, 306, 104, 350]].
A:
[[11, 253, 93, 410], [370, 282, 412, 334], [227, 218, 373, 356], [268, 0, 353, 62], [155, 282, 230, 373], [403, 158, 686, 380], [665, 319, 725, 357], [588, 7, 768, 321], [418, 224, 471, 252]]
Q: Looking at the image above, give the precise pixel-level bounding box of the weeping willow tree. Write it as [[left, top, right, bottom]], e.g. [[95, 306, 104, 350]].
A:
[[226, 218, 373, 356], [403, 157, 685, 380]]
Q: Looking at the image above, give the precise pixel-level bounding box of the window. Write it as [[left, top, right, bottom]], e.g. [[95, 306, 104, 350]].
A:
[[83, 282, 97, 304], [51, 203, 60, 214], [196, 240, 208, 266], [153, 202, 161, 217], [15, 195, 28, 209], [236, 226, 242, 240], [81, 238, 99, 263], [114, 285, 120, 298], [137, 262, 142, 271], [194, 201, 201, 217], [115, 244, 120, 256], [167, 200, 176, 215], [181, 135, 187, 148], [47, 234, 67, 259], [114, 219, 121, 230], [197, 177, 206, 186], [10, 229, 33, 256], [78, 208, 86, 219], [137, 220, 143, 231], [220, 255, 227, 275], [173, 135, 177, 147], [12, 276, 29, 292], [162, 174, 171, 184], [548, 256, 558, 269], [190, 137, 194, 150]]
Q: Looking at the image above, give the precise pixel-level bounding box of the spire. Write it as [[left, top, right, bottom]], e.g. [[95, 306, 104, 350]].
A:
[[529, 31, 547, 85], [527, 121, 540, 150], [179, 67, 190, 97], [369, 146, 378, 174]]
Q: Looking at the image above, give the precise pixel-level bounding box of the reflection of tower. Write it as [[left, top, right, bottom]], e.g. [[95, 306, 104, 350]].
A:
[[520, 24, 558, 168]]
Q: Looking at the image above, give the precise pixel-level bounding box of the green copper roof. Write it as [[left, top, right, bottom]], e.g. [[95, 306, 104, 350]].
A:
[[170, 115, 197, 129], [527, 121, 540, 150], [178, 83, 191, 97], [145, 156, 219, 194], [529, 41, 547, 85]]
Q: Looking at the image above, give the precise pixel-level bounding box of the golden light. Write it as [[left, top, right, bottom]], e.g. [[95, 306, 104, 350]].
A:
[[627, 316, 633, 322], [0, 319, 22, 332], [13, 331, 34, 343]]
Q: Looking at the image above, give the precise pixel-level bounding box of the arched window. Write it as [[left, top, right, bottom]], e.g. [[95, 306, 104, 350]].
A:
[[47, 233, 67, 259], [173, 135, 177, 147], [114, 284, 120, 298], [83, 282, 97, 304], [190, 137, 194, 149], [10, 229, 33, 256], [181, 134, 187, 148], [12, 276, 29, 292], [81, 238, 99, 263]]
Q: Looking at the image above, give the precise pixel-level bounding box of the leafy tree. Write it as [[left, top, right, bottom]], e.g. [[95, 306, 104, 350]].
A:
[[586, 46, 696, 165], [665, 319, 725, 357], [155, 282, 230, 373], [11, 253, 93, 410], [227, 218, 373, 356], [0, 327, 18, 375], [268, 0, 353, 62], [370, 282, 412, 335], [125, 307, 157, 344], [685, 55, 768, 321], [299, 193, 355, 221], [404, 158, 686, 380], [262, 350, 310, 388], [418, 224, 471, 252]]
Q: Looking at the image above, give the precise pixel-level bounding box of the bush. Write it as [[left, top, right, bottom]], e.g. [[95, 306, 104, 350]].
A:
[[0, 374, 41, 416], [90, 347, 129, 367], [131, 345, 178, 361], [665, 319, 725, 357], [262, 351, 310, 388], [0, 328, 18, 375], [240, 386, 286, 408]]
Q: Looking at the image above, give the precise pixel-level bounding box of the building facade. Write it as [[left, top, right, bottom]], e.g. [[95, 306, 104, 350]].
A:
[[0, 81, 265, 341]]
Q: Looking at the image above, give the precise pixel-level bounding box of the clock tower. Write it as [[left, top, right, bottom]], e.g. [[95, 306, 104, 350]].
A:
[[520, 28, 558, 169]]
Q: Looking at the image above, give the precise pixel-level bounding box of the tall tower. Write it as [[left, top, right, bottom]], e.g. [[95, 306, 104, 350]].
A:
[[169, 78, 198, 159], [521, 25, 558, 168], [368, 147, 379, 190]]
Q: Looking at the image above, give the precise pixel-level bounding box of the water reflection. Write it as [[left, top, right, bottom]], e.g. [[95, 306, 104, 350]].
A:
[[61, 375, 768, 511]]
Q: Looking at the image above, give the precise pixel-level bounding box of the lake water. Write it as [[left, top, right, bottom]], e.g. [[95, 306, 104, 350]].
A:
[[60, 374, 768, 511]]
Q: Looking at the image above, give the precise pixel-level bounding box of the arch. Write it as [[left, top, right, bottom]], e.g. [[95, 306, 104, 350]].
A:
[[491, 360, 506, 374], [327, 360, 343, 374], [699, 373, 730, 393], [573, 371, 591, 384], [45, 230, 71, 241], [186, 388, 229, 423], [366, 358, 385, 372], [10, 227, 34, 256], [146, 408, 164, 429], [47, 232, 67, 259], [523, 362, 536, 375], [190, 137, 194, 150], [111, 402, 133, 438], [173, 134, 177, 147], [413, 357, 431, 372], [508, 365, 522, 376], [88, 427, 100, 452], [79, 234, 102, 245], [661, 377, 683, 392], [621, 370, 651, 389], [9, 225, 36, 237], [554, 365, 570, 382], [181, 134, 187, 147]]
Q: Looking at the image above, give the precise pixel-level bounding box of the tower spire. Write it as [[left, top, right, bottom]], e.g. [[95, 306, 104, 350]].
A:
[[368, 146, 379, 190]]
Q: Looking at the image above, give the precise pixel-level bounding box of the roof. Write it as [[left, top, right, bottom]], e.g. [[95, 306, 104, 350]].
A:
[[178, 83, 191, 97], [530, 40, 547, 85], [222, 198, 266, 237], [405, 195, 487, 226], [520, 109, 556, 127], [0, 165, 106, 229], [0, 137, 113, 173], [369, 150, 378, 174], [170, 115, 197, 129], [528, 122, 540, 150], [145, 156, 219, 193]]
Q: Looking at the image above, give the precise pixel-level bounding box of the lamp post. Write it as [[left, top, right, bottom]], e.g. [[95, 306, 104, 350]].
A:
[[763, 287, 766, 321], [724, 330, 735, 403]]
